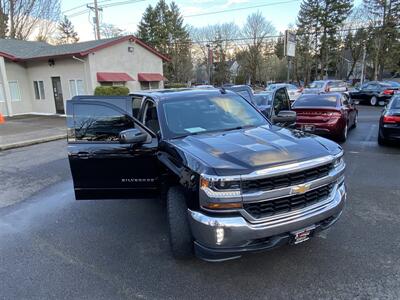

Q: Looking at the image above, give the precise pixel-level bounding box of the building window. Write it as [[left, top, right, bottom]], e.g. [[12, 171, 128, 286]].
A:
[[9, 81, 21, 101], [69, 80, 85, 97], [150, 82, 159, 90], [140, 82, 150, 90], [99, 82, 125, 87], [33, 81, 45, 100]]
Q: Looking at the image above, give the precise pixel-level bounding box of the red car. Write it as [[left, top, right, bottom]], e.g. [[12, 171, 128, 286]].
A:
[[292, 93, 358, 142]]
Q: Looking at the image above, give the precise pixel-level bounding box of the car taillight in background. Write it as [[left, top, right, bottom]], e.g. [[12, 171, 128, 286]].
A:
[[298, 87, 304, 93], [383, 115, 400, 123], [325, 87, 330, 92], [382, 89, 394, 95]]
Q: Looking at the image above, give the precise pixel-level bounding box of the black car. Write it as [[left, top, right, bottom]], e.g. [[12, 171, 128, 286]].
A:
[[66, 89, 346, 261], [378, 94, 400, 145], [350, 81, 399, 106]]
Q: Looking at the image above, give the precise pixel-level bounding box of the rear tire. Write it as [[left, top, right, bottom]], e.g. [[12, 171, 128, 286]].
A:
[[378, 131, 387, 146], [167, 186, 193, 259], [370, 96, 378, 106], [338, 123, 348, 142]]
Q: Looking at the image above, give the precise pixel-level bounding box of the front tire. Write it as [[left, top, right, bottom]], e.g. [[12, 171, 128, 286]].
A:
[[338, 122, 348, 142], [370, 96, 378, 106], [352, 113, 358, 128], [167, 186, 193, 259]]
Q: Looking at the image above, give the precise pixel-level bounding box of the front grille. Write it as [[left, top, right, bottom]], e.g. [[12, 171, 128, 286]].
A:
[[243, 183, 334, 219], [242, 163, 333, 193]]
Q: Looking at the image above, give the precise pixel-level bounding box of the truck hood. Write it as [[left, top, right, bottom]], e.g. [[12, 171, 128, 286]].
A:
[[169, 125, 342, 176]]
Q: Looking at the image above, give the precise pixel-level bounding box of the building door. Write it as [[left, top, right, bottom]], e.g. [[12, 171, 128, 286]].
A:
[[51, 77, 64, 114]]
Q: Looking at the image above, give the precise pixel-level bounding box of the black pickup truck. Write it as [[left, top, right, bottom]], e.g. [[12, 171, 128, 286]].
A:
[[67, 89, 346, 261]]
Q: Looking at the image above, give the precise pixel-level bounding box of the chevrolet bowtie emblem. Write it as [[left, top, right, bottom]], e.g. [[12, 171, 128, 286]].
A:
[[292, 184, 311, 194]]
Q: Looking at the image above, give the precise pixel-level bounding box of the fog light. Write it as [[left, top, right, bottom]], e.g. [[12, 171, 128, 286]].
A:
[[216, 227, 224, 245]]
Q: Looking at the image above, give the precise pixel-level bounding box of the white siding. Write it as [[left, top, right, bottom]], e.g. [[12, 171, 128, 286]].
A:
[[87, 40, 164, 92], [4, 61, 33, 114], [25, 58, 88, 114]]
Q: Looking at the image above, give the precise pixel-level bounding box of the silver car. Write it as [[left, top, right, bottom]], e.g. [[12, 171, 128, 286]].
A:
[[304, 80, 348, 94]]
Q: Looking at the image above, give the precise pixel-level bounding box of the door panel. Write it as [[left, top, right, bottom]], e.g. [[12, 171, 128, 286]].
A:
[[52, 77, 64, 114], [67, 100, 159, 200]]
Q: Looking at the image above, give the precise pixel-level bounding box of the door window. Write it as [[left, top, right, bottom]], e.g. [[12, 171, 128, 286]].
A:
[[132, 97, 143, 119], [73, 103, 135, 142], [142, 101, 160, 134], [273, 88, 290, 115]]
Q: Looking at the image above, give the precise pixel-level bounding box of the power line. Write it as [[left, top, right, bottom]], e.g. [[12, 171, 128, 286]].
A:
[[169, 24, 400, 47], [184, 0, 300, 18], [65, 0, 146, 17], [62, 0, 114, 14]]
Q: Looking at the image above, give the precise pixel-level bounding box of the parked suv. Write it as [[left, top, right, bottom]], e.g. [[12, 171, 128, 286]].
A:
[[67, 89, 346, 261]]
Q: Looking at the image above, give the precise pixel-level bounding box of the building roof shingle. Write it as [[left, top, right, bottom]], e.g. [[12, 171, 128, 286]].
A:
[[0, 35, 170, 62]]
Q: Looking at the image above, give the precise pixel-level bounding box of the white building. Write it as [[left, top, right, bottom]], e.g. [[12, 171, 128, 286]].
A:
[[0, 35, 169, 116]]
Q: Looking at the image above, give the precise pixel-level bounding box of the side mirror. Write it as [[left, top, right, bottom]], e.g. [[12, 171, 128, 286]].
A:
[[273, 110, 297, 126], [119, 128, 148, 144]]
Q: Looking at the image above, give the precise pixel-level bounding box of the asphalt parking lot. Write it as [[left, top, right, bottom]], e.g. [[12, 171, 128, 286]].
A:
[[1, 105, 399, 299]]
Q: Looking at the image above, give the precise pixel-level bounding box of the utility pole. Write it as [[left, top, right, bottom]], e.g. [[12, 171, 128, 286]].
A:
[[360, 45, 366, 85], [94, 0, 101, 40], [87, 0, 102, 40]]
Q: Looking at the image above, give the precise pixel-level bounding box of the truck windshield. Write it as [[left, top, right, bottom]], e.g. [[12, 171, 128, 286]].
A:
[[161, 94, 268, 138]]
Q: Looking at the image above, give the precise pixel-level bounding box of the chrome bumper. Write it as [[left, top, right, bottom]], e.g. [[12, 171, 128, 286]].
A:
[[188, 182, 346, 253]]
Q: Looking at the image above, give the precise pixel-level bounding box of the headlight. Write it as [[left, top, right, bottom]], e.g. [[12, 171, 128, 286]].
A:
[[200, 176, 242, 199], [333, 153, 344, 168]]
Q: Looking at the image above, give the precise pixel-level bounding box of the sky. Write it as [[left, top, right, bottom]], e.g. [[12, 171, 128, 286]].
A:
[[61, 0, 303, 41]]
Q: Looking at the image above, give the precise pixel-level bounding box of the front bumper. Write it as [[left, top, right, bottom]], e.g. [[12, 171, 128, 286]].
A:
[[188, 182, 346, 261]]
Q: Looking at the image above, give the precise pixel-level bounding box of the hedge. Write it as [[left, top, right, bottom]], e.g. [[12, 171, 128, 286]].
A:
[[164, 82, 188, 89], [94, 86, 130, 96]]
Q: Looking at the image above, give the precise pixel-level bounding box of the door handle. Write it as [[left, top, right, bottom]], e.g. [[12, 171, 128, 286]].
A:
[[71, 152, 92, 159]]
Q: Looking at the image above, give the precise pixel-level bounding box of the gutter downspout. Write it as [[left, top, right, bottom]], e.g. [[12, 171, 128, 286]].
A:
[[0, 57, 13, 116], [72, 56, 89, 95]]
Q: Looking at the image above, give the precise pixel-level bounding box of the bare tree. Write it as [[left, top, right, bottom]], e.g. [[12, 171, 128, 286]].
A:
[[241, 11, 276, 83], [0, 0, 60, 40], [190, 22, 240, 83], [100, 23, 125, 38]]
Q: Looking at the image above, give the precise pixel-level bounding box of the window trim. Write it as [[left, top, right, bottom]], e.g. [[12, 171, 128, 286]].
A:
[[33, 80, 46, 100], [9, 80, 21, 102], [68, 100, 155, 144]]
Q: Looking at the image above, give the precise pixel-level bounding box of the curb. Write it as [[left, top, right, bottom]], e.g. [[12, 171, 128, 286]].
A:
[[0, 134, 67, 151]]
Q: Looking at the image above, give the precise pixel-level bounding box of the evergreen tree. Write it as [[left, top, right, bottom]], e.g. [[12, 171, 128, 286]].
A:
[[57, 16, 79, 45], [137, 0, 192, 83], [296, 0, 352, 80], [274, 34, 285, 60], [363, 0, 400, 79]]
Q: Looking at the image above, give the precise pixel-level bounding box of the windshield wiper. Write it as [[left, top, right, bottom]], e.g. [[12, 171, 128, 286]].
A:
[[221, 125, 255, 132], [171, 125, 256, 139]]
